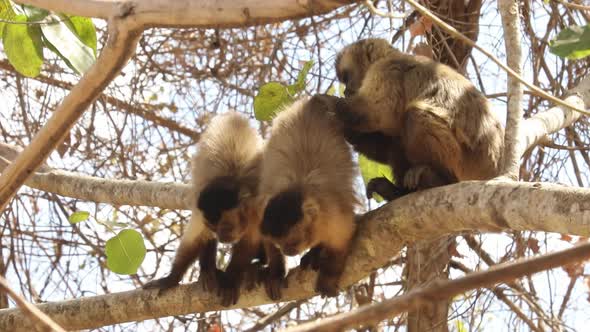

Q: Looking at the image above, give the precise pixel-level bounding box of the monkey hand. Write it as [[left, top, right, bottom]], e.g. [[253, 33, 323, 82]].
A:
[[403, 165, 449, 190], [366, 177, 411, 201], [199, 264, 220, 293], [315, 273, 340, 298], [259, 266, 288, 301], [142, 274, 181, 295], [300, 246, 322, 271], [217, 271, 242, 307]]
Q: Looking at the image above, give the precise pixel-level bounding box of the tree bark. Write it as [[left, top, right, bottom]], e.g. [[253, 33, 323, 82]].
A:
[[2, 180, 590, 330]]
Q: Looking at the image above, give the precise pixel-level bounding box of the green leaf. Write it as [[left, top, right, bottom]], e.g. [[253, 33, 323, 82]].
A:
[[254, 82, 294, 121], [68, 211, 90, 224], [105, 229, 146, 275], [455, 320, 467, 332], [3, 14, 44, 77], [21, 5, 49, 22], [0, 0, 15, 40], [40, 14, 96, 75], [359, 154, 394, 202], [288, 60, 314, 95], [66, 16, 97, 56], [550, 24, 590, 60]]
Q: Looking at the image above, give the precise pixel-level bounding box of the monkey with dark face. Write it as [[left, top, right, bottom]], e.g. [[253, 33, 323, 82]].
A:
[[322, 38, 504, 199], [144, 112, 286, 306], [259, 97, 359, 297]]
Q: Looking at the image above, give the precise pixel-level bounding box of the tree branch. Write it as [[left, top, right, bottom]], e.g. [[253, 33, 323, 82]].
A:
[[284, 241, 590, 332], [403, 0, 590, 116], [0, 19, 142, 213], [1, 180, 590, 330], [14, 0, 359, 28], [0, 276, 66, 332], [499, 0, 524, 178]]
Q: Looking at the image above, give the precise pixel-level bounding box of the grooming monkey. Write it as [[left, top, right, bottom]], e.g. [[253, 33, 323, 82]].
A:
[[323, 38, 504, 199], [144, 112, 286, 306], [259, 96, 359, 297]]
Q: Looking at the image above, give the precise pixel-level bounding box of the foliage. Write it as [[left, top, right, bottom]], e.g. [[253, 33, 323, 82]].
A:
[[0, 2, 97, 76], [253, 60, 314, 121], [105, 229, 146, 275], [68, 211, 90, 224], [358, 154, 394, 202], [550, 24, 590, 60]]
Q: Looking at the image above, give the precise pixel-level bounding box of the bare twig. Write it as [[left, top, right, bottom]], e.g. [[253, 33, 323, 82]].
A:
[[0, 276, 66, 332], [363, 0, 407, 19], [283, 242, 590, 332]]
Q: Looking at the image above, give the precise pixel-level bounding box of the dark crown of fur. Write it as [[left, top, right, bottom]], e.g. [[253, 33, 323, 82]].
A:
[[197, 176, 240, 224], [261, 189, 303, 238]]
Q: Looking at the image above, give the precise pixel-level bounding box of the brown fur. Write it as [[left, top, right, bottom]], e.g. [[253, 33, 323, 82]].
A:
[[144, 112, 285, 305], [331, 38, 504, 197], [259, 97, 359, 297]]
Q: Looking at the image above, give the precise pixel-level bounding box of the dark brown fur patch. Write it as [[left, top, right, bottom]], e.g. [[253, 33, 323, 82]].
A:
[[198, 176, 240, 224], [261, 189, 303, 238]]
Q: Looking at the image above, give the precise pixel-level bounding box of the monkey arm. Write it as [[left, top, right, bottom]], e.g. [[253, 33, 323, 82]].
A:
[[259, 241, 287, 300], [143, 220, 215, 292], [217, 236, 261, 306]]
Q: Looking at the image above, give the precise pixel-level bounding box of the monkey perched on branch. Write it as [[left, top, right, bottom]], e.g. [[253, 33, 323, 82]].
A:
[[319, 38, 504, 200], [259, 96, 360, 297], [144, 112, 285, 306]]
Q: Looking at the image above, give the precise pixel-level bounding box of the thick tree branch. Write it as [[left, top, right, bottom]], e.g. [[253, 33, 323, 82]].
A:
[[0, 19, 142, 213], [0, 276, 66, 332], [14, 0, 359, 28], [285, 241, 590, 332], [499, 0, 524, 178], [1, 180, 590, 330]]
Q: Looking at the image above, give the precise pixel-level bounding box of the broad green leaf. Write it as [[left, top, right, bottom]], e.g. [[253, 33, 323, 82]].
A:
[[21, 5, 48, 22], [105, 229, 146, 275], [68, 211, 90, 224], [41, 14, 95, 75], [254, 82, 293, 121], [550, 24, 590, 60], [288, 59, 314, 95], [326, 84, 337, 96], [0, 0, 15, 40], [359, 154, 394, 202], [67, 16, 97, 56], [3, 14, 44, 77]]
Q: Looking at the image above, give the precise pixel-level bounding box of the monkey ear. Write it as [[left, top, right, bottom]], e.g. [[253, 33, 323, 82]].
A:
[[302, 197, 320, 221]]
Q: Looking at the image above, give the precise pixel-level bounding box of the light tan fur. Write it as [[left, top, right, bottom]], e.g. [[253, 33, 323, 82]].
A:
[[333, 38, 504, 192], [145, 112, 285, 306], [259, 97, 359, 296]]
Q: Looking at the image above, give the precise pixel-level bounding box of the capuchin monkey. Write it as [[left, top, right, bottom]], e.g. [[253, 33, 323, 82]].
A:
[[258, 97, 360, 297], [144, 112, 286, 306], [320, 38, 504, 200]]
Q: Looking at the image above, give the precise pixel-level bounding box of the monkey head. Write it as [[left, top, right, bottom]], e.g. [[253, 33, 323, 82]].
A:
[[197, 176, 256, 244], [335, 38, 394, 97], [260, 188, 321, 257]]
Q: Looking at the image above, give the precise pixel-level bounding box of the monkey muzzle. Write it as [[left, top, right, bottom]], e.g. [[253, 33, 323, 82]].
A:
[[282, 245, 302, 257]]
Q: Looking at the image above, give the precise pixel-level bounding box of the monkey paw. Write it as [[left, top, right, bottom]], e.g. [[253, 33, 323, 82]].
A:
[[300, 247, 322, 271], [315, 274, 340, 298], [260, 268, 287, 301], [199, 266, 220, 293], [142, 275, 180, 295], [403, 165, 432, 190], [217, 271, 242, 307], [366, 177, 410, 201]]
